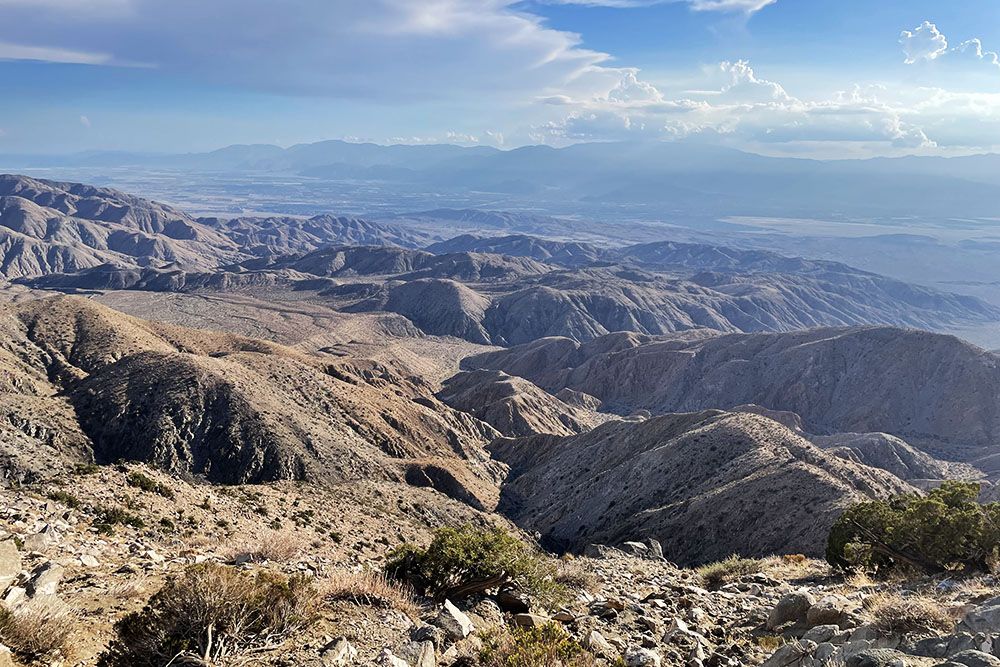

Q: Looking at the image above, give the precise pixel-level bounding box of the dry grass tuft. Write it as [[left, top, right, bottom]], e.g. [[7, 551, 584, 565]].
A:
[[222, 527, 308, 563], [320, 569, 422, 619], [0, 596, 76, 660], [108, 573, 151, 600], [759, 554, 829, 582], [554, 560, 600, 594], [865, 591, 955, 635]]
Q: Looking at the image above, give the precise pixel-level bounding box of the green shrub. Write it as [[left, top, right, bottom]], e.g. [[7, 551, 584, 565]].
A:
[[72, 463, 100, 475], [47, 490, 81, 509], [385, 525, 565, 603], [479, 623, 597, 667], [696, 555, 763, 589], [98, 563, 319, 667], [126, 472, 175, 499], [91, 505, 146, 534], [827, 481, 1000, 575]]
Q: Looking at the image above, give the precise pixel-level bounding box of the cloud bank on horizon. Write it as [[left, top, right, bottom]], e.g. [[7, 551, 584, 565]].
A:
[[0, 0, 998, 157]]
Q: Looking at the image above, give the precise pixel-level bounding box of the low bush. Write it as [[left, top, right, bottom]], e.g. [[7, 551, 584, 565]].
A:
[[478, 623, 598, 667], [47, 489, 81, 509], [827, 481, 1000, 575], [98, 563, 319, 667], [385, 525, 565, 603], [0, 596, 76, 660], [695, 555, 763, 589], [125, 471, 176, 499], [91, 504, 145, 534]]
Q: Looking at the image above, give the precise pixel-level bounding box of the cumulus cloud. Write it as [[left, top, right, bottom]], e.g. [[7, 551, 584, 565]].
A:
[[900, 21, 1000, 72], [900, 21, 949, 64], [531, 59, 942, 152]]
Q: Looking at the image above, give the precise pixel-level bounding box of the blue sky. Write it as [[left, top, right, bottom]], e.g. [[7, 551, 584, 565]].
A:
[[1, 0, 1000, 157]]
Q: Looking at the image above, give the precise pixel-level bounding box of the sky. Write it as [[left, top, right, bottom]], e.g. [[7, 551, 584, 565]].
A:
[[1, 0, 1000, 158]]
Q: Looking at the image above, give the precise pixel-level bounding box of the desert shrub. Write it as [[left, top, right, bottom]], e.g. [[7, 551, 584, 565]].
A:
[[126, 471, 175, 499], [865, 592, 954, 635], [0, 596, 76, 660], [696, 555, 763, 589], [47, 489, 81, 509], [72, 463, 100, 475], [91, 504, 146, 534], [98, 563, 319, 667], [827, 481, 1000, 575], [479, 623, 598, 667], [321, 569, 421, 618], [385, 525, 565, 603]]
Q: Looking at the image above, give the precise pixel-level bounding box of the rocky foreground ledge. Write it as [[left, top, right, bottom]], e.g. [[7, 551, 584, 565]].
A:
[[3, 467, 1000, 666]]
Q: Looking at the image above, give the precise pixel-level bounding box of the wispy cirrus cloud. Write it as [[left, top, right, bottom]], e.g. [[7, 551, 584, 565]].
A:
[[539, 0, 777, 13]]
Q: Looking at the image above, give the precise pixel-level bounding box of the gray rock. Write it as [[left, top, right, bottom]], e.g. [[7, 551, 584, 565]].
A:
[[625, 648, 661, 667], [513, 613, 550, 628], [585, 630, 617, 658], [435, 599, 474, 640], [768, 591, 815, 630], [846, 648, 910, 667], [379, 649, 409, 667], [0, 540, 20, 591], [963, 603, 1000, 634], [321, 638, 358, 665], [944, 650, 1000, 667], [26, 562, 63, 597], [807, 594, 855, 628], [803, 625, 841, 644], [762, 641, 816, 667]]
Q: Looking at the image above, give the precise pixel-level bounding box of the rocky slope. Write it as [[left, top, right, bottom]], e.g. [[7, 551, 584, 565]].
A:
[[491, 410, 913, 564], [0, 295, 502, 507], [437, 369, 610, 438], [466, 326, 1000, 469]]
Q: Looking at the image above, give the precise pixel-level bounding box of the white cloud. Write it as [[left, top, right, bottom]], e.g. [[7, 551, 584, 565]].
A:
[[542, 0, 776, 12], [900, 21, 1000, 72], [900, 21, 949, 64], [530, 60, 943, 153], [79, 115, 91, 128], [0, 41, 111, 65], [0, 0, 625, 101]]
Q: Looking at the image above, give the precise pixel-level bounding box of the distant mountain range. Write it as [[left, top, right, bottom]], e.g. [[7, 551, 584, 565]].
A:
[[7, 140, 1000, 218]]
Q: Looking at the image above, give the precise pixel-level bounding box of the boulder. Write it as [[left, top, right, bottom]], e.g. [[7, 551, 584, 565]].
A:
[[380, 649, 409, 667], [944, 650, 1000, 667], [26, 562, 63, 597], [768, 590, 815, 630], [807, 594, 855, 628], [846, 648, 910, 667], [435, 599, 474, 640], [962, 600, 1000, 633]]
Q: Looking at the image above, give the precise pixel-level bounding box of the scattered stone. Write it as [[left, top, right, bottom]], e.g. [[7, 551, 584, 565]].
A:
[[807, 593, 855, 628], [625, 647, 661, 667], [321, 638, 358, 665], [846, 648, 910, 667], [513, 613, 550, 628], [380, 648, 409, 667]]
